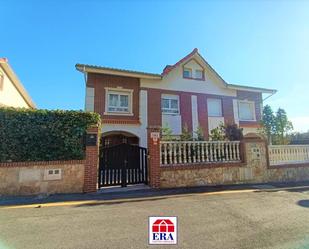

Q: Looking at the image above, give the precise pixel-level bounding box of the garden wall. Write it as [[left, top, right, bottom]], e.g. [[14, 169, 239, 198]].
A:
[[147, 127, 309, 188], [0, 161, 85, 196]]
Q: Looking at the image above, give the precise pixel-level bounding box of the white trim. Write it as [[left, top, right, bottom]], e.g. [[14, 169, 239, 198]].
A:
[[238, 100, 256, 121], [191, 95, 198, 138], [104, 87, 133, 115], [161, 94, 180, 115], [207, 98, 223, 117]]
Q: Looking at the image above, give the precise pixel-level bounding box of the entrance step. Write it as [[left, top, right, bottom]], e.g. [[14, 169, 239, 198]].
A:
[[97, 184, 150, 194]]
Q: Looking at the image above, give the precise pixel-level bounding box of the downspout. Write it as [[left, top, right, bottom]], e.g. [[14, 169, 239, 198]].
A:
[[263, 91, 277, 102]]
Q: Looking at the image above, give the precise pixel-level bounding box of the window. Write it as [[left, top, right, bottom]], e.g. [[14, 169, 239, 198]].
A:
[[183, 68, 192, 78], [105, 88, 132, 114], [195, 69, 203, 79], [161, 95, 179, 114], [238, 100, 255, 121], [207, 98, 222, 117]]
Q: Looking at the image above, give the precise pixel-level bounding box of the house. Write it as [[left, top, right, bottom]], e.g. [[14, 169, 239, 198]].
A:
[[76, 48, 276, 148], [0, 58, 36, 108]]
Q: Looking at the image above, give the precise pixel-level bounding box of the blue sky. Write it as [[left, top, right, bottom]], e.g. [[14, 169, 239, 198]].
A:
[[1, 0, 309, 131]]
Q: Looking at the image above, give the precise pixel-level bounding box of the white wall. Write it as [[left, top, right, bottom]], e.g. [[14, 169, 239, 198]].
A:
[[162, 114, 182, 135], [0, 68, 29, 108], [191, 95, 198, 138], [102, 90, 148, 148], [208, 117, 225, 134], [141, 55, 237, 97], [85, 87, 94, 112]]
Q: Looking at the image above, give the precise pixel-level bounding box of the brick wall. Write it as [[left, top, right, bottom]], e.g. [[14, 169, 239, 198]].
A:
[[147, 126, 161, 188], [237, 90, 262, 127], [83, 126, 99, 193], [0, 126, 100, 196], [87, 73, 140, 123]]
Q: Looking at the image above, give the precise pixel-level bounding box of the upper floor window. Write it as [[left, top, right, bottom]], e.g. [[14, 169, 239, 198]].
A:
[[161, 94, 180, 115], [183, 68, 192, 78], [238, 100, 255, 121], [207, 98, 222, 117], [105, 88, 133, 115], [195, 69, 203, 79]]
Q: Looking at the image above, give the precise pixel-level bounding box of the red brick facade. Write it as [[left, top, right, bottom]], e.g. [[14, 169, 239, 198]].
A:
[[147, 126, 161, 188], [237, 90, 262, 127], [83, 126, 100, 193], [87, 73, 140, 123]]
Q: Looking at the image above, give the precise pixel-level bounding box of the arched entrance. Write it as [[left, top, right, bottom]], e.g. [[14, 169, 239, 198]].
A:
[[101, 131, 139, 147], [99, 131, 148, 188]]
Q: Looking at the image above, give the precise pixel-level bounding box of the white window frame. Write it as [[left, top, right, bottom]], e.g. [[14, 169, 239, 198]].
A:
[[238, 100, 256, 121], [183, 68, 192, 78], [104, 87, 133, 116], [207, 98, 223, 117], [195, 69, 203, 79], [161, 94, 180, 115]]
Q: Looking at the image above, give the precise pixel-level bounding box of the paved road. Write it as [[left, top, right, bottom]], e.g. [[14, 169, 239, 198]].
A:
[[0, 187, 309, 249]]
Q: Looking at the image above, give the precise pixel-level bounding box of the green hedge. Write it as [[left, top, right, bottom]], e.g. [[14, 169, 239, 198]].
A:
[[0, 108, 100, 162]]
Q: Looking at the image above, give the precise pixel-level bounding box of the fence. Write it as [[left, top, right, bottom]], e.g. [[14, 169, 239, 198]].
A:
[[268, 145, 309, 166], [160, 141, 241, 165]]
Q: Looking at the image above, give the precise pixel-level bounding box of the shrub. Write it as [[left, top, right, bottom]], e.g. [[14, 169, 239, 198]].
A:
[[0, 107, 100, 162], [223, 123, 243, 141], [210, 123, 243, 141]]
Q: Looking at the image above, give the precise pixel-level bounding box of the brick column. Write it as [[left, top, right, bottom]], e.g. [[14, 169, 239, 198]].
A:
[[147, 126, 161, 188], [83, 125, 100, 193]]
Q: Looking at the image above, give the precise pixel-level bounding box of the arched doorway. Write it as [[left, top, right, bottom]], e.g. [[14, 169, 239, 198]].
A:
[[99, 131, 148, 188], [101, 131, 139, 147]]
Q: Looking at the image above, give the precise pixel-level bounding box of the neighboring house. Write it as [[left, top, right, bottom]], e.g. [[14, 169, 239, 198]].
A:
[[76, 48, 276, 148], [0, 58, 36, 108]]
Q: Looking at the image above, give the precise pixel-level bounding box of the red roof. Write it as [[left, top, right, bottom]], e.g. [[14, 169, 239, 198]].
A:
[[162, 48, 198, 75]]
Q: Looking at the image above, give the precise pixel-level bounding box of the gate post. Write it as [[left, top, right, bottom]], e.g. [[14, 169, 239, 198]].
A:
[[83, 125, 100, 193], [147, 126, 161, 188]]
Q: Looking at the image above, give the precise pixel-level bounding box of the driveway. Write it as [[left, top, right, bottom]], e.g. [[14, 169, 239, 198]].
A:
[[0, 185, 309, 249]]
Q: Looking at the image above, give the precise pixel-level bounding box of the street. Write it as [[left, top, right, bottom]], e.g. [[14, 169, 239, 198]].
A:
[[0, 186, 309, 249]]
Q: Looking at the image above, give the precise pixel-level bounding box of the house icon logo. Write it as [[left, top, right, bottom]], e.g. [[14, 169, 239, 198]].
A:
[[149, 216, 177, 245]]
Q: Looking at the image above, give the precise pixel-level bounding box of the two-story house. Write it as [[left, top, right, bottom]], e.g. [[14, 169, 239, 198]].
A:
[[76, 48, 276, 148], [0, 58, 35, 108]]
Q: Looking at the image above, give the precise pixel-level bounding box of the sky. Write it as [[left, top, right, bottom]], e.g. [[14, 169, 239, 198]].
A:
[[1, 0, 309, 132]]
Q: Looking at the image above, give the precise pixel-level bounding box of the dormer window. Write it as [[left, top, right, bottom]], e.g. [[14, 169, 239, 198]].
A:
[[195, 69, 203, 79], [183, 68, 192, 78]]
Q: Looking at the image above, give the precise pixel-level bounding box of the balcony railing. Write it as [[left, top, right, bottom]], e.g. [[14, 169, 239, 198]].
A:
[[160, 141, 241, 165], [268, 145, 309, 166]]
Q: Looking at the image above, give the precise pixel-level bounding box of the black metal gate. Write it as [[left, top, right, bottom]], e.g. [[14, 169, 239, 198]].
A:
[[98, 143, 148, 187]]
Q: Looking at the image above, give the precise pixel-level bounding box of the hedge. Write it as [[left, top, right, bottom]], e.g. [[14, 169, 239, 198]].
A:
[[0, 108, 100, 162]]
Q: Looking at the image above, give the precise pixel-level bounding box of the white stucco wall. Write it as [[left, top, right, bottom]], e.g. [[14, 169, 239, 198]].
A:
[[85, 87, 94, 112], [141, 56, 237, 97], [208, 117, 225, 133], [191, 95, 198, 137], [102, 90, 148, 148], [0, 68, 29, 108]]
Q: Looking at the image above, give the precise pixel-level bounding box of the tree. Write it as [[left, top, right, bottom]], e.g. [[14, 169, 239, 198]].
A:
[[223, 123, 243, 141], [274, 108, 293, 144], [180, 124, 193, 141], [261, 105, 276, 144], [194, 125, 205, 141]]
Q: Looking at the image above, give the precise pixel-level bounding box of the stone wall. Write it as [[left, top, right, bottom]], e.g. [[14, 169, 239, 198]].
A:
[[0, 161, 85, 196], [159, 138, 309, 188]]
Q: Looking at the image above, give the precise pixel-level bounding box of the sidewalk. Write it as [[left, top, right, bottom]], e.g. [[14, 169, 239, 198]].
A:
[[1, 181, 309, 208]]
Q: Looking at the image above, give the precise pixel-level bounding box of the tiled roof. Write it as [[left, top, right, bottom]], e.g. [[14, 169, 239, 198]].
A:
[[75, 63, 161, 77]]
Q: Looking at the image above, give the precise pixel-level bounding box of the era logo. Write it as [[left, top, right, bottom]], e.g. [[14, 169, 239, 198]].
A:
[[149, 217, 177, 245]]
